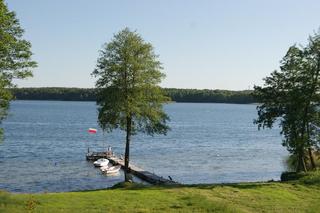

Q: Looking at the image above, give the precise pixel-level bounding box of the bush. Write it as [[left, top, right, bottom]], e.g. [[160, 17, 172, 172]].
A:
[[299, 170, 320, 185], [280, 172, 306, 182], [281, 170, 320, 185]]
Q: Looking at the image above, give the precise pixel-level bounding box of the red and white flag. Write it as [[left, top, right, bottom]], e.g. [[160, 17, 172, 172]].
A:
[[88, 128, 97, 134]]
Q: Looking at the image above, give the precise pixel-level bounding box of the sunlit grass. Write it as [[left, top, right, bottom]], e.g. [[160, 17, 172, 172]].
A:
[[1, 172, 320, 212]]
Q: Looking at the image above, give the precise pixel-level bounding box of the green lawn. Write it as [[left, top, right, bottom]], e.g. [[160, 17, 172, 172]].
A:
[[1, 172, 320, 213]]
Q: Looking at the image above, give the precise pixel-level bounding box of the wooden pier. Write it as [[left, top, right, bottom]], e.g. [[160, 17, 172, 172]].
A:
[[86, 151, 179, 185], [86, 151, 113, 161]]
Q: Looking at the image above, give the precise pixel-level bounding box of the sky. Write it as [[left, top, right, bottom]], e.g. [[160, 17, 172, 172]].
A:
[[7, 0, 320, 90]]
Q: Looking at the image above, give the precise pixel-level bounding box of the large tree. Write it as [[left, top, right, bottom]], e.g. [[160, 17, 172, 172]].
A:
[[0, 0, 36, 126], [254, 31, 320, 172], [92, 28, 170, 181]]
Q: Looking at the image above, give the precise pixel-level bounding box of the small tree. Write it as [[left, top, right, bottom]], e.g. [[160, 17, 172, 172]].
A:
[[0, 0, 37, 127], [92, 28, 170, 181], [253, 31, 320, 172]]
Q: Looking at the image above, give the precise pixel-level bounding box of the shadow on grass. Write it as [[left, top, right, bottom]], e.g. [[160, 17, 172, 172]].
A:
[[106, 173, 320, 191], [9, 171, 320, 195], [107, 181, 270, 191]]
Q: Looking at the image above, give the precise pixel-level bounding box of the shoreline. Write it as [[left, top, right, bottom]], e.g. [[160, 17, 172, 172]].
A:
[[1, 178, 282, 194]]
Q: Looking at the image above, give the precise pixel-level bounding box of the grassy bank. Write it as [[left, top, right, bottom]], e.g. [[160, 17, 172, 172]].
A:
[[1, 171, 320, 212]]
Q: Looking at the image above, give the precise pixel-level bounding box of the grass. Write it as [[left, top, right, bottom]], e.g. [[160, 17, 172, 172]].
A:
[[1, 171, 320, 212]]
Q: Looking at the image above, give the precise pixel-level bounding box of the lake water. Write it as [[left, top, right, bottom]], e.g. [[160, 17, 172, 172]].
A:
[[0, 101, 287, 192]]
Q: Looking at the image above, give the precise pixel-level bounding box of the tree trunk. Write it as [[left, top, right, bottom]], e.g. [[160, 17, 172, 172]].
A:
[[124, 116, 132, 182], [298, 53, 320, 172], [308, 147, 316, 170], [297, 149, 307, 172], [306, 124, 316, 169]]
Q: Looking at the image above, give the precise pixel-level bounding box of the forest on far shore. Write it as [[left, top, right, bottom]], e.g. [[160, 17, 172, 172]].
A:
[[10, 87, 255, 104]]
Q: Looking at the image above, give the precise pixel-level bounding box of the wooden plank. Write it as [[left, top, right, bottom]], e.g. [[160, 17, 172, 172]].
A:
[[107, 156, 178, 185], [86, 151, 113, 161], [86, 151, 179, 185]]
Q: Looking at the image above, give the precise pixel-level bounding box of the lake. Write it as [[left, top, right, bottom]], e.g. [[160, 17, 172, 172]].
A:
[[0, 101, 287, 192]]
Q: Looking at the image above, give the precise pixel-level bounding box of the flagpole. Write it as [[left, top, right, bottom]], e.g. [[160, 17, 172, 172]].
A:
[[88, 128, 97, 154]]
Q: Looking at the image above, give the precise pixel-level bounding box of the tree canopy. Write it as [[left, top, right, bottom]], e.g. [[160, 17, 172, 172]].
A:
[[92, 28, 170, 181], [254, 31, 320, 172], [0, 0, 36, 125]]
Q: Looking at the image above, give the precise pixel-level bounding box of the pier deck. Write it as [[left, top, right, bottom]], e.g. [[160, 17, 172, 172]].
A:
[[86, 152, 179, 185], [86, 151, 113, 161]]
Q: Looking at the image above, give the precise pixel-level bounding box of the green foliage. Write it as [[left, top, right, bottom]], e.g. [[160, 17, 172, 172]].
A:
[[280, 171, 306, 182], [165, 88, 254, 104], [11, 87, 97, 101], [253, 31, 320, 172], [298, 170, 320, 185], [281, 170, 320, 186], [285, 152, 320, 172], [0, 0, 36, 126], [10, 87, 255, 104], [92, 28, 170, 135]]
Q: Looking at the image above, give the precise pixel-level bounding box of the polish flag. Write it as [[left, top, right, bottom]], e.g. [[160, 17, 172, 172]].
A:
[[88, 128, 97, 134]]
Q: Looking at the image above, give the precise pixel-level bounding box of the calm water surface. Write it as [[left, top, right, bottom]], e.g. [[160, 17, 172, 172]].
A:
[[0, 101, 287, 192]]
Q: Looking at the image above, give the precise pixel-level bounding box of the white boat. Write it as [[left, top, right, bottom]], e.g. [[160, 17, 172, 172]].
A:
[[99, 163, 113, 171], [93, 158, 109, 167], [101, 165, 121, 174]]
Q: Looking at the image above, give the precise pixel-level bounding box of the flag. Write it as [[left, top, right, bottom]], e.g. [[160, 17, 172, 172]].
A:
[[88, 128, 97, 134]]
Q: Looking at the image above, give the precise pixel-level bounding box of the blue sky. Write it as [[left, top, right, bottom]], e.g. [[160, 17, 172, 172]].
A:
[[7, 0, 320, 90]]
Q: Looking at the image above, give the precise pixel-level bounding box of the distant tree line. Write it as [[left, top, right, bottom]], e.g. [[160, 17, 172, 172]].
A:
[[165, 88, 254, 104], [11, 87, 97, 101], [10, 87, 255, 104]]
